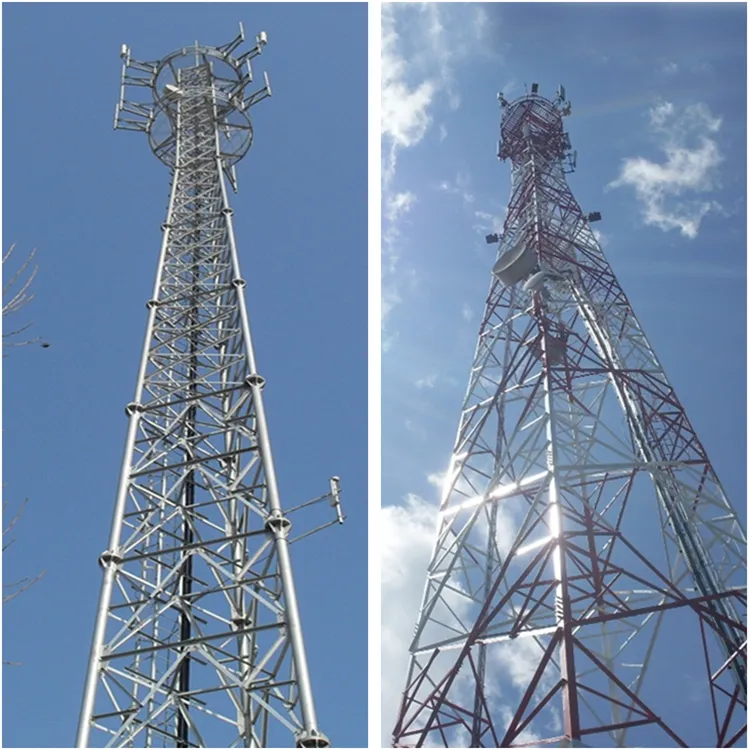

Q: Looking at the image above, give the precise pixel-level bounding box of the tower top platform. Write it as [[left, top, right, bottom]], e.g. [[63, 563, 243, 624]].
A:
[[115, 23, 271, 172], [498, 85, 571, 163]]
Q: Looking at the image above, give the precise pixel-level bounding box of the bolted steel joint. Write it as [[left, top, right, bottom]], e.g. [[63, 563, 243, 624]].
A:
[[98, 550, 123, 568], [295, 730, 331, 749], [146, 299, 162, 310], [232, 614, 254, 630], [232, 277, 247, 288], [555, 598, 564, 620], [265, 509, 292, 537], [222, 207, 235, 217], [125, 401, 144, 416], [161, 222, 173, 232], [245, 374, 266, 390]]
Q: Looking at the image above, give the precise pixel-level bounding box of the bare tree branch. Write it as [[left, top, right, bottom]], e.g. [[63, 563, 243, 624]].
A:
[[3, 498, 29, 551], [3, 499, 46, 606], [2, 243, 44, 349], [3, 244, 48, 666], [3, 572, 46, 604], [3, 245, 37, 310]]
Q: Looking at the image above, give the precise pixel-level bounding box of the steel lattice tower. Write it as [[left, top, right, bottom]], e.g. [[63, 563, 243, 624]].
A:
[[77, 26, 343, 749], [392, 85, 746, 748]]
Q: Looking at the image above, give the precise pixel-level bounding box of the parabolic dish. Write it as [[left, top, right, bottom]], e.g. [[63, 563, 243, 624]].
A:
[[492, 240, 537, 286]]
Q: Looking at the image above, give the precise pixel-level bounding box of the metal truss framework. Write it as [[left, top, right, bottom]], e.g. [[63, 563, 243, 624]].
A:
[[77, 27, 341, 749], [392, 86, 746, 748]]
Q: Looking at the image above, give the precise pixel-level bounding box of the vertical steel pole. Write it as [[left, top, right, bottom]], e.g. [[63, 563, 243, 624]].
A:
[[216, 166, 322, 737], [81, 31, 337, 748], [76, 144, 182, 748]]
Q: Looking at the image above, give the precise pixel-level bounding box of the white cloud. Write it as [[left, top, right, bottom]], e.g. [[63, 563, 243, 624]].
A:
[[415, 374, 437, 389], [436, 178, 510, 253], [381, 4, 501, 336], [498, 705, 543, 746], [383, 191, 417, 292], [501, 78, 518, 98], [471, 4, 490, 44], [438, 123, 448, 142], [383, 192, 415, 279], [692, 61, 713, 74], [609, 100, 724, 238], [382, 491, 492, 746], [381, 8, 436, 161], [381, 488, 561, 745], [381, 494, 439, 745], [427, 470, 447, 489], [386, 191, 416, 224], [592, 228, 609, 248], [382, 286, 402, 325], [381, 5, 435, 342], [382, 3, 478, 185], [661, 61, 679, 75], [381, 73, 434, 161], [438, 171, 475, 205], [473, 208, 506, 239], [491, 637, 547, 693], [382, 333, 398, 353], [461, 303, 474, 322], [421, 4, 454, 90]]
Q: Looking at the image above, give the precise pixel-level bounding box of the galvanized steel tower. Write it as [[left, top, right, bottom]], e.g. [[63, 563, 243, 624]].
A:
[[392, 85, 746, 747], [77, 26, 343, 749]]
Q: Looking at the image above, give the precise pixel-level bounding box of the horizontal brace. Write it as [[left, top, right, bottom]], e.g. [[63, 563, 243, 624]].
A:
[[115, 720, 200, 748], [115, 120, 149, 133], [101, 621, 282, 662], [555, 460, 703, 472], [123, 487, 261, 521], [108, 570, 280, 613], [125, 59, 157, 74], [137, 382, 247, 413], [575, 588, 745, 628], [122, 75, 154, 87], [153, 285, 235, 308], [579, 717, 655, 736], [129, 445, 257, 478], [92, 708, 136, 720], [120, 101, 152, 118], [123, 666, 210, 707], [119, 527, 269, 564]]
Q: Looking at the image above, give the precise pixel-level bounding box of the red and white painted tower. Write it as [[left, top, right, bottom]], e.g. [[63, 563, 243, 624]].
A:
[[392, 84, 746, 748]]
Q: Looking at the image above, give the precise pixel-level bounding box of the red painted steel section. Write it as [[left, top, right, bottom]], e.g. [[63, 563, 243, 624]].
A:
[[391, 89, 746, 747]]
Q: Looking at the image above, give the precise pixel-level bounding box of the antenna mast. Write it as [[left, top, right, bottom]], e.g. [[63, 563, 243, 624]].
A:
[[392, 84, 746, 748], [77, 26, 342, 748]]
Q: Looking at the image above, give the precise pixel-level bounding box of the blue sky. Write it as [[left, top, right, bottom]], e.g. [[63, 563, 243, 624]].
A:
[[381, 2, 746, 745], [1, 3, 366, 747]]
